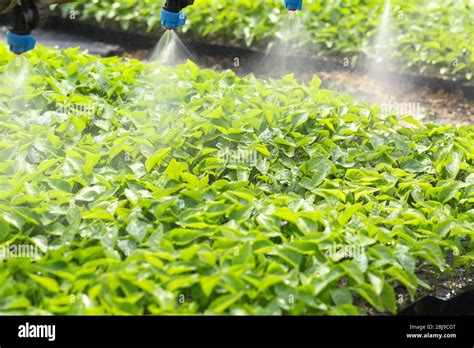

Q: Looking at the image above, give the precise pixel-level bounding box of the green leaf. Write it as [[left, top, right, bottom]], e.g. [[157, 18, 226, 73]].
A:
[[145, 147, 172, 172], [200, 275, 220, 297], [0, 217, 11, 243], [81, 209, 115, 221], [310, 75, 322, 90], [417, 242, 448, 271], [368, 272, 384, 295], [165, 159, 188, 181], [354, 283, 384, 312], [126, 219, 149, 243], [209, 292, 244, 313], [341, 261, 364, 284], [380, 283, 397, 314], [72, 117, 87, 133], [437, 182, 461, 203], [394, 244, 416, 273], [167, 228, 211, 245], [29, 274, 60, 293], [331, 288, 353, 306]]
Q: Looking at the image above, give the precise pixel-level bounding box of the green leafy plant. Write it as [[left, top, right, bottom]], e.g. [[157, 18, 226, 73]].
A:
[[0, 44, 472, 315]]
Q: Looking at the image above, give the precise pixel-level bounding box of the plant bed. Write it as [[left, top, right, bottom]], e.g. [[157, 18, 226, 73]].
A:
[[0, 45, 473, 315]]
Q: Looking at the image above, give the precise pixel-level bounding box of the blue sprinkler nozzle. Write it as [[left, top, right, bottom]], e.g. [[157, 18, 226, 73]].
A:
[[6, 31, 36, 54], [160, 8, 187, 29], [285, 0, 303, 11]]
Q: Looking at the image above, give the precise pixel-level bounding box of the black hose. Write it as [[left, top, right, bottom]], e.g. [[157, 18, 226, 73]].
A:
[[10, 0, 40, 35], [163, 0, 195, 13]]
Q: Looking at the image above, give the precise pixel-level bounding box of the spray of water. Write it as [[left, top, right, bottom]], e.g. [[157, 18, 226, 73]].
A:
[[143, 29, 198, 119], [361, 0, 423, 119], [149, 30, 196, 64], [1, 55, 31, 111], [367, 0, 397, 85], [3, 55, 30, 91], [257, 12, 305, 77]]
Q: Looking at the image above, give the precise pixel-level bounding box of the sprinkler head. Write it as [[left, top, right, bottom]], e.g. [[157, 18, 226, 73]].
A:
[[7, 31, 36, 54], [160, 8, 187, 30], [6, 0, 45, 54], [285, 0, 302, 11], [160, 0, 194, 29]]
